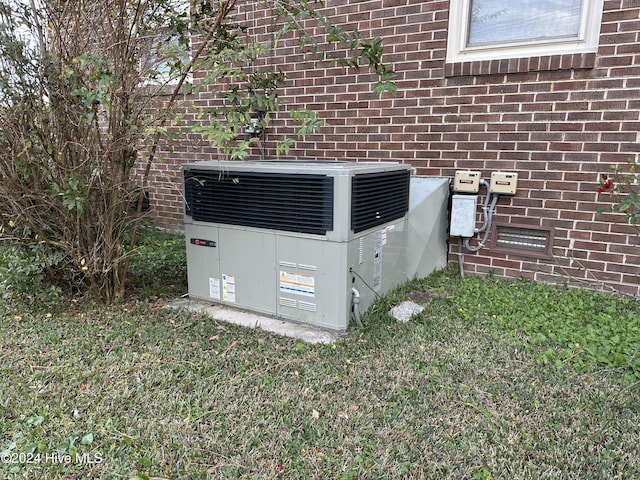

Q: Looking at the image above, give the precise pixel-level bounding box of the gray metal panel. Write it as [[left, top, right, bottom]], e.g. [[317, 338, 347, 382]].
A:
[[185, 223, 220, 301], [273, 218, 409, 331], [406, 177, 450, 279], [185, 224, 277, 315], [218, 228, 277, 315], [276, 236, 349, 331], [181, 159, 412, 177], [328, 172, 352, 242], [347, 218, 409, 315]]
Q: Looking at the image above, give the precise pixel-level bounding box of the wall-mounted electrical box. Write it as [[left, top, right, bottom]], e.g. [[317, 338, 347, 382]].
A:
[[245, 117, 261, 134], [490, 172, 518, 195], [453, 171, 481, 193], [450, 194, 477, 237]]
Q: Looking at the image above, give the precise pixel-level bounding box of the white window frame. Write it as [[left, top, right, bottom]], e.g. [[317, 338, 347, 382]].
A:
[[446, 0, 604, 64]]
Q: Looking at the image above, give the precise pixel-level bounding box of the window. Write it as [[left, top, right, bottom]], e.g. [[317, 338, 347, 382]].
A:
[[139, 0, 191, 85], [446, 0, 604, 64]]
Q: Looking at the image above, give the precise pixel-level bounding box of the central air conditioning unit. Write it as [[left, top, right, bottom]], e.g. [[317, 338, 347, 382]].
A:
[[183, 160, 413, 331]]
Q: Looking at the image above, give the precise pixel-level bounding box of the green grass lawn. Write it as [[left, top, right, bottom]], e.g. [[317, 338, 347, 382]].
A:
[[1, 230, 639, 479]]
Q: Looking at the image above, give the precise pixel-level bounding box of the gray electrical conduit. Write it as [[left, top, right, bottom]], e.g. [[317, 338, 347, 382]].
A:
[[464, 194, 499, 252], [475, 179, 493, 233], [351, 287, 362, 327], [458, 237, 465, 278], [458, 179, 500, 276]]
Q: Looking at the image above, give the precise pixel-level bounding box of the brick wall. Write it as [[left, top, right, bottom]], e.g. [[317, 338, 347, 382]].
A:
[[143, 0, 640, 295]]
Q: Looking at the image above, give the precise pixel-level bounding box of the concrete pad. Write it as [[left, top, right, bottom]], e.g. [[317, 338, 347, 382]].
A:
[[168, 297, 342, 344], [389, 300, 425, 323]]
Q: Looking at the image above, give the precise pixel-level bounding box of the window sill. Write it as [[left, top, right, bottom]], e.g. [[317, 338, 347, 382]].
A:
[[444, 52, 596, 77], [137, 79, 193, 97]]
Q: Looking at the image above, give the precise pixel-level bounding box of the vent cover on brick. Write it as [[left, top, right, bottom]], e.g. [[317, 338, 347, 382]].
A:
[[184, 169, 334, 235], [492, 224, 553, 258], [351, 170, 410, 233]]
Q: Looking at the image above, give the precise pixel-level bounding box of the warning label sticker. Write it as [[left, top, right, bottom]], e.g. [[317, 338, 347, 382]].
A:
[[209, 277, 220, 300], [222, 274, 236, 303], [373, 230, 383, 291], [279, 271, 315, 297]]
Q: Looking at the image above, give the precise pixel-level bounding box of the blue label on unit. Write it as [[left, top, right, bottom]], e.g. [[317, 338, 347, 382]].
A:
[[190, 238, 216, 247]]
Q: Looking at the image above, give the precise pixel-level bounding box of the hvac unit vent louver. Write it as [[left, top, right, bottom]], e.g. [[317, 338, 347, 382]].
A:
[[351, 170, 410, 233], [182, 160, 450, 333], [185, 170, 334, 235]]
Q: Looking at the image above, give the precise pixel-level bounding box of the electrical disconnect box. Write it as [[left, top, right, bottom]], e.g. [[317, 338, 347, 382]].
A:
[[490, 172, 518, 195], [450, 195, 477, 237], [453, 171, 481, 193]]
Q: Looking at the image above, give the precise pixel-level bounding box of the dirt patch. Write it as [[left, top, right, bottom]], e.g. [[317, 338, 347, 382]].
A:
[[407, 288, 447, 305]]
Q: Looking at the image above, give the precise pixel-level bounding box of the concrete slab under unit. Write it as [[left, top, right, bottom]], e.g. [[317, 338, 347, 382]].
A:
[[169, 297, 342, 344]]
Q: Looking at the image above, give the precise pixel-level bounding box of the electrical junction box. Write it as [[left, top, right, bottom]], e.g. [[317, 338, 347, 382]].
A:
[[490, 172, 518, 195], [453, 171, 481, 193], [182, 160, 449, 332], [450, 194, 477, 237]]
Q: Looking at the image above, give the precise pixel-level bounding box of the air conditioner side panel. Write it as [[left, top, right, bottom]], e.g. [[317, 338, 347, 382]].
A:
[[185, 224, 278, 316], [276, 236, 350, 332], [347, 218, 409, 314], [218, 228, 277, 315], [185, 223, 220, 302]]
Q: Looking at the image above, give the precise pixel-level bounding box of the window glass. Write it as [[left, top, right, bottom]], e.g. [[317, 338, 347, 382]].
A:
[[467, 0, 583, 46], [140, 0, 191, 85]]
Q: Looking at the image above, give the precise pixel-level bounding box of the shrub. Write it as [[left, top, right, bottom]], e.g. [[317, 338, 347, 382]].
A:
[[597, 160, 640, 227], [0, 245, 64, 305]]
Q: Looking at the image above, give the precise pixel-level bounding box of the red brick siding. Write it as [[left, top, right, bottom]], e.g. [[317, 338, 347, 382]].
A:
[[142, 0, 640, 295]]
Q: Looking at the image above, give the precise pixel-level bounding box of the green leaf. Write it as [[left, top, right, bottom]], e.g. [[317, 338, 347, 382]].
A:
[[81, 433, 94, 445], [0, 441, 17, 456], [374, 80, 397, 96], [27, 415, 44, 426], [276, 138, 295, 156]]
